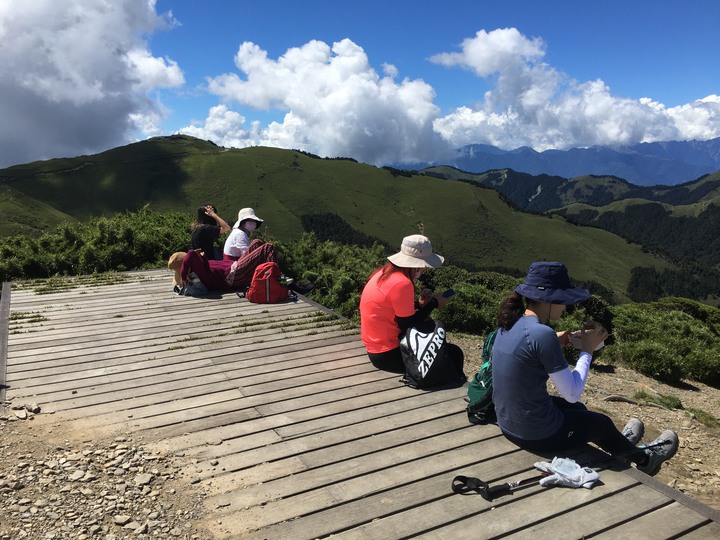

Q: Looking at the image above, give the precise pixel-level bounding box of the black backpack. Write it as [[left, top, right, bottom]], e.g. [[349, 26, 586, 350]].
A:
[[465, 329, 498, 424], [399, 319, 465, 389]]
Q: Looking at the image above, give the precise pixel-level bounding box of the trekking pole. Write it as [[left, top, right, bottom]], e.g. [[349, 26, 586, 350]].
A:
[[451, 472, 548, 500], [583, 439, 671, 469], [451, 439, 671, 502]]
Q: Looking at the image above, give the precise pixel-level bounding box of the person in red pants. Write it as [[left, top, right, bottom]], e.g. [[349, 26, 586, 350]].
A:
[[221, 208, 279, 288], [168, 243, 282, 295], [224, 238, 278, 289], [168, 250, 233, 293]]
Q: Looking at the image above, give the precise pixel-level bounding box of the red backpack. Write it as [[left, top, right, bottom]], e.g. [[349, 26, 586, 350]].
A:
[[246, 262, 289, 303]]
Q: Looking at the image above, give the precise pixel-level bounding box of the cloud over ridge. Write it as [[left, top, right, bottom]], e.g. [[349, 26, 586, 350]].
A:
[[1, 2, 718, 169], [183, 27, 720, 162]]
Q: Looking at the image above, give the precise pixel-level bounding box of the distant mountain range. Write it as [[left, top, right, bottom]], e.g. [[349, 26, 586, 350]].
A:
[[413, 138, 720, 186], [422, 166, 720, 270]]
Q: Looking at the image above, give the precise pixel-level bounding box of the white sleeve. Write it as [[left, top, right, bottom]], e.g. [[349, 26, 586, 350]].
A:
[[549, 352, 592, 403], [223, 229, 249, 257]]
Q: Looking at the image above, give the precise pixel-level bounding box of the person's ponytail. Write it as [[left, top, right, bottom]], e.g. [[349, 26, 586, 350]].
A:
[[496, 291, 525, 330]]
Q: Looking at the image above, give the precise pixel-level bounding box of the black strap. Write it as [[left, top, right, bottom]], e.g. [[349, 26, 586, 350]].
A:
[[451, 475, 488, 495]]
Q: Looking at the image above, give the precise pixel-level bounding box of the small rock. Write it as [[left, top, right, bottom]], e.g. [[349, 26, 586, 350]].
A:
[[24, 403, 41, 414], [134, 473, 154, 486], [113, 515, 132, 525]]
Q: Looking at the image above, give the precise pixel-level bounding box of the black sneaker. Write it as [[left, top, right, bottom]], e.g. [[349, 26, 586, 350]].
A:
[[621, 418, 644, 445], [637, 430, 679, 476], [291, 281, 315, 295]]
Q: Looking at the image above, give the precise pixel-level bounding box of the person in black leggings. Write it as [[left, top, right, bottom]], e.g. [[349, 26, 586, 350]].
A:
[[492, 261, 678, 476]]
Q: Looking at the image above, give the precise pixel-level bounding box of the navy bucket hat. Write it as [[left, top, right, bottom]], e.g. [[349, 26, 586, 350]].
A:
[[515, 262, 590, 305]]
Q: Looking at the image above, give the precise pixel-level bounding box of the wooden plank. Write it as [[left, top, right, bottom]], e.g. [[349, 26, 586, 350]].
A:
[[115, 374, 425, 438], [7, 332, 363, 381], [32, 346, 370, 415], [206, 420, 501, 515], [6, 325, 358, 376], [673, 521, 720, 539], [213, 438, 534, 539], [230, 454, 635, 540], [5, 303, 325, 348], [0, 282, 10, 409], [6, 308, 346, 359], [499, 484, 671, 539], [11, 326, 357, 388], [5, 269, 720, 540], [590, 501, 714, 539], [199, 412, 491, 497]]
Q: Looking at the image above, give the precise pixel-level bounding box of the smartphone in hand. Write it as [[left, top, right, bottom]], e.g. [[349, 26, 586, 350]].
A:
[[441, 288, 456, 299]]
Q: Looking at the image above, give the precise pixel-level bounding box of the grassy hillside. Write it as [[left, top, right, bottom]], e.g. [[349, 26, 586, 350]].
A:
[[0, 135, 221, 219], [0, 136, 680, 301], [558, 196, 720, 269], [424, 166, 720, 268], [0, 185, 76, 236]]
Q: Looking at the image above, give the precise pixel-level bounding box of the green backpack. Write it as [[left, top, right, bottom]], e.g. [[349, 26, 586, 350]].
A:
[[466, 328, 498, 424]]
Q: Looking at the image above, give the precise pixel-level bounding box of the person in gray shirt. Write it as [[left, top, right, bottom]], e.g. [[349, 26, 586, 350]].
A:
[[492, 261, 678, 476]]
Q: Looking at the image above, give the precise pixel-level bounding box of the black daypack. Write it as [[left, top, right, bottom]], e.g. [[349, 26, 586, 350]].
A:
[[466, 328, 498, 424], [400, 319, 465, 389]]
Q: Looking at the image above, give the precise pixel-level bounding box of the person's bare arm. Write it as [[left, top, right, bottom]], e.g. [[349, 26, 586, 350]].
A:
[[205, 205, 231, 233]]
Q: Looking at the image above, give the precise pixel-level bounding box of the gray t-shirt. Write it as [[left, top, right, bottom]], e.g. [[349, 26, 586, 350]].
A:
[[492, 315, 569, 440]]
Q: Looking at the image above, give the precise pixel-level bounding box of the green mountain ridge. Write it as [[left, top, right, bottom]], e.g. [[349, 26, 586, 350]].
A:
[[423, 166, 720, 210], [0, 134, 701, 302], [423, 165, 720, 268]]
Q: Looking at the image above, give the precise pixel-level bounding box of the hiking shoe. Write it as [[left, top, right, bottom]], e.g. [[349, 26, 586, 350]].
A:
[[637, 430, 679, 476], [291, 281, 315, 295], [621, 418, 644, 445]]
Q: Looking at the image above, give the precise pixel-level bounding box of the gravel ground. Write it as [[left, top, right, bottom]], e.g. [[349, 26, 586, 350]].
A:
[[0, 415, 213, 540]]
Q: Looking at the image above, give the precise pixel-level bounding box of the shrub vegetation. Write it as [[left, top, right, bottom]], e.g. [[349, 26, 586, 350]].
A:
[[1, 208, 719, 388]]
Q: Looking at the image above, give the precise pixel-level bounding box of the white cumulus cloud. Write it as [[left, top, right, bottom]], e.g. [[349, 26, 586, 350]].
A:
[[179, 105, 260, 148], [193, 38, 451, 165], [0, 0, 184, 167], [429, 28, 720, 150]]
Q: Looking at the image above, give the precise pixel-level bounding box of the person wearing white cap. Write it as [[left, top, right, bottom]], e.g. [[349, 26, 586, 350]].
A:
[[221, 207, 282, 290], [492, 261, 679, 476], [223, 208, 265, 261], [359, 234, 453, 373]]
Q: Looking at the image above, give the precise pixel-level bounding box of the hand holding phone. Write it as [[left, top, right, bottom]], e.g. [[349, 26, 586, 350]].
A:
[[441, 288, 455, 299]]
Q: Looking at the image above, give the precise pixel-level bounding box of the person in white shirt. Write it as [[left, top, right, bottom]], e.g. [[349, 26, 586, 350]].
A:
[[224, 207, 263, 261], [221, 207, 278, 289]]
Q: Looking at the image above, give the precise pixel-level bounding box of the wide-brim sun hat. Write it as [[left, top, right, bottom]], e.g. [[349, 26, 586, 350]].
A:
[[233, 207, 264, 229], [515, 261, 590, 305], [387, 234, 444, 269]]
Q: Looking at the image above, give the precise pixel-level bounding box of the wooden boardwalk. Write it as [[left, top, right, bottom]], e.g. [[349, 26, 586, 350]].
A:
[[2, 269, 719, 539]]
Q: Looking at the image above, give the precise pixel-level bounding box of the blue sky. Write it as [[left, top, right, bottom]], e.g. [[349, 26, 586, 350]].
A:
[[1, 0, 719, 168]]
